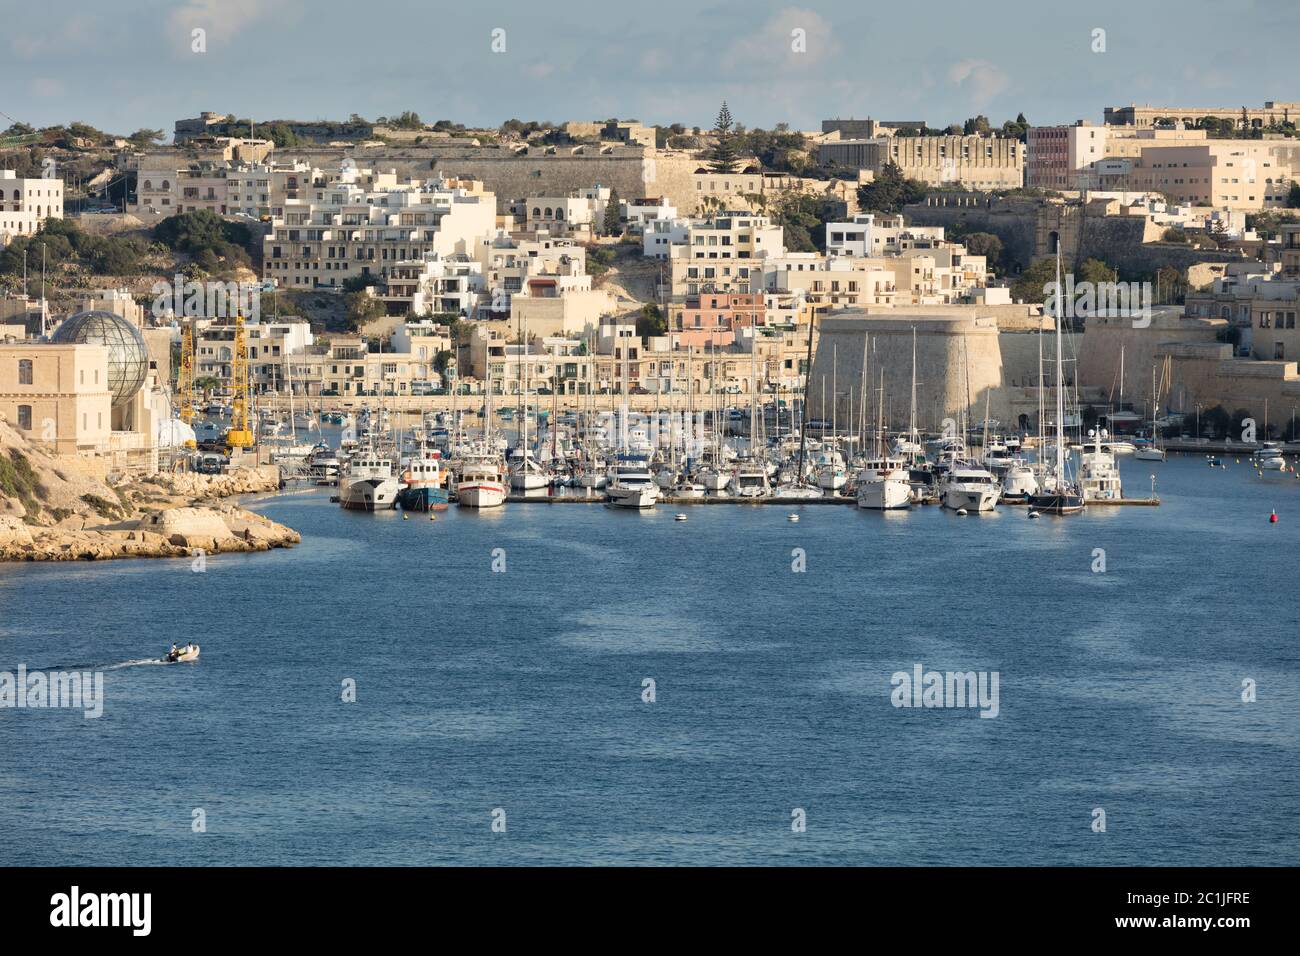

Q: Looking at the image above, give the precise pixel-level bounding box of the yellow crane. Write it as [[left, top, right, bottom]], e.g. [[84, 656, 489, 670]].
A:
[[178, 319, 197, 448], [225, 312, 255, 450]]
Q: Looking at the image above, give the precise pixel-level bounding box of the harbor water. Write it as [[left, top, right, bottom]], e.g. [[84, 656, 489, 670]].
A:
[[1, 453, 1296, 865]]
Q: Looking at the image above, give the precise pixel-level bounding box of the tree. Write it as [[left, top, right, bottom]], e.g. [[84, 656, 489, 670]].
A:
[[127, 128, 165, 148], [1077, 257, 1118, 287], [961, 232, 1003, 271], [602, 188, 623, 236], [963, 115, 991, 135], [345, 291, 385, 331], [856, 162, 928, 214], [1010, 258, 1058, 303], [1162, 226, 1190, 243], [636, 303, 667, 339], [708, 102, 740, 174], [1288, 183, 1300, 209]]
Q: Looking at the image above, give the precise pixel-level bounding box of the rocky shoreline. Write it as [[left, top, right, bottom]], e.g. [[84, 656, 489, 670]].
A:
[[1, 419, 301, 562]]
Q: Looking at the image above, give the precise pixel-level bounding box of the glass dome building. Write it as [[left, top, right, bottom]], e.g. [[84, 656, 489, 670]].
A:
[[50, 310, 150, 408]]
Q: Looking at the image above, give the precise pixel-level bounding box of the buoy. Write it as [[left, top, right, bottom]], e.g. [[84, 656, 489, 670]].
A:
[[1028, 510, 1040, 519], [675, 513, 687, 522], [956, 508, 969, 516], [787, 514, 799, 522], [430, 513, 437, 521], [1270, 509, 1278, 523], [402, 512, 408, 520]]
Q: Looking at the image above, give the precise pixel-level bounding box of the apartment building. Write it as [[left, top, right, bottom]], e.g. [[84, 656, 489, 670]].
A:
[[375, 254, 484, 318], [521, 186, 610, 238], [668, 212, 784, 297], [668, 292, 766, 347], [1100, 142, 1300, 211], [825, 214, 945, 257], [1184, 268, 1300, 360], [318, 336, 443, 397], [0, 170, 64, 243], [194, 317, 315, 392], [262, 168, 497, 290]]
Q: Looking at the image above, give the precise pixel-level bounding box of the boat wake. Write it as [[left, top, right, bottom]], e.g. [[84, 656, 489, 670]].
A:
[[102, 658, 170, 670]]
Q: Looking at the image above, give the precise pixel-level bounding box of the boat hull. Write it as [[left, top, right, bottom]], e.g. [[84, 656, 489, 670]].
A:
[[1028, 491, 1085, 514], [340, 478, 399, 511], [942, 486, 999, 512], [607, 485, 659, 509], [457, 483, 507, 508], [397, 485, 450, 511], [857, 478, 912, 510]]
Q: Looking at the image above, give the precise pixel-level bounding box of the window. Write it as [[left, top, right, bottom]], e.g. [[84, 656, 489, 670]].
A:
[[18, 358, 33, 385], [17, 405, 32, 430]]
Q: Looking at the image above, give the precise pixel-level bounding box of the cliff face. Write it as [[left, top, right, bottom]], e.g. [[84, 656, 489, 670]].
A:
[[0, 418, 299, 562]]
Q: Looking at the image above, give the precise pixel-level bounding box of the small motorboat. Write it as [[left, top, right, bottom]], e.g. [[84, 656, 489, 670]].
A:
[[165, 643, 200, 663]]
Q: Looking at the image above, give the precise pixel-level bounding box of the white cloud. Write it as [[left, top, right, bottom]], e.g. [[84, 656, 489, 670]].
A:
[[168, 0, 275, 47], [947, 59, 1010, 109], [723, 7, 841, 74]]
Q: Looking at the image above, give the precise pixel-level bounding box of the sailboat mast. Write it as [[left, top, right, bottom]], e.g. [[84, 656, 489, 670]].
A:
[[1054, 250, 1066, 482]]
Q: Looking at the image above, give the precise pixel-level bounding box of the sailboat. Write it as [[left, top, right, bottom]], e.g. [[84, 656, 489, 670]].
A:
[[773, 301, 824, 498], [1028, 249, 1085, 515], [1134, 360, 1167, 461], [856, 364, 911, 510]]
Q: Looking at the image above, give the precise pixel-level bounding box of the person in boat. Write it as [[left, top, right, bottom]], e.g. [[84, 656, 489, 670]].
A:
[[168, 643, 178, 661]]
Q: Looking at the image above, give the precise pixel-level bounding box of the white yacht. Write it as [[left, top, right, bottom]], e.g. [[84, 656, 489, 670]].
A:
[[606, 457, 660, 509], [728, 459, 771, 498], [1254, 442, 1286, 471], [339, 454, 400, 511], [457, 461, 508, 508], [941, 464, 1000, 512], [1000, 460, 1040, 502], [855, 458, 912, 510], [1079, 429, 1124, 501]]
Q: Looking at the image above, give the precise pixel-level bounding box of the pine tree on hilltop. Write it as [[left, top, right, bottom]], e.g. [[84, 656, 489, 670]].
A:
[[708, 101, 740, 174]]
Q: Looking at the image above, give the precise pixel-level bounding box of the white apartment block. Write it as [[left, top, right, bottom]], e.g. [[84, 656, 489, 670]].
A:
[[643, 217, 691, 259], [377, 254, 484, 318], [263, 168, 497, 290], [522, 186, 609, 238], [825, 214, 946, 257], [475, 232, 588, 314], [669, 211, 785, 296], [0, 170, 64, 243]]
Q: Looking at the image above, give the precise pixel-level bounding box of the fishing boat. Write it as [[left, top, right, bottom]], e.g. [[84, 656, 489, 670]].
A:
[[398, 451, 451, 511], [339, 454, 400, 511], [856, 457, 912, 510], [456, 461, 508, 508]]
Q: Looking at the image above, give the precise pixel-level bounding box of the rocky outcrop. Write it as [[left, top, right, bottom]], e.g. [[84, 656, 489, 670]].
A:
[[1, 417, 300, 563], [1, 506, 300, 562]]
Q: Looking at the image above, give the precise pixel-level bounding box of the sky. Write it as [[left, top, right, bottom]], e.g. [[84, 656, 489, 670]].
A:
[[3, 0, 1298, 139]]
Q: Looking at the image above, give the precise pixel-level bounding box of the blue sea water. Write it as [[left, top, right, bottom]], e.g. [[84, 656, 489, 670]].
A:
[[1, 454, 1297, 865]]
